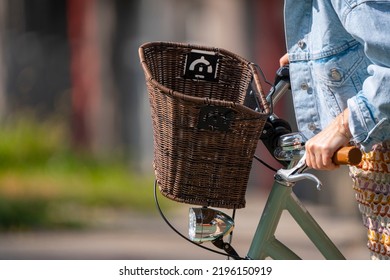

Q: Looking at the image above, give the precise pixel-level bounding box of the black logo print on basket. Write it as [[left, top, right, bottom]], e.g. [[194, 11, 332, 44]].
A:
[[184, 50, 219, 81]]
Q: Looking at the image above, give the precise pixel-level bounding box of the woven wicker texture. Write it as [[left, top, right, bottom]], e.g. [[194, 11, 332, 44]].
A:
[[139, 42, 270, 209], [350, 140, 390, 259]]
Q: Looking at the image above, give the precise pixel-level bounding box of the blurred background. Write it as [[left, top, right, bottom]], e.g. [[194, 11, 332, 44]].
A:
[[0, 0, 365, 259]]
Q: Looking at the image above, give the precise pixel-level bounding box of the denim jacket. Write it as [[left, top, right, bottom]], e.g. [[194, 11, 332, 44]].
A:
[[284, 0, 390, 151]]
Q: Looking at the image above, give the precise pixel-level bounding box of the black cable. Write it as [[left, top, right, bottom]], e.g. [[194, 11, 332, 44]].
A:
[[253, 63, 273, 88], [153, 180, 244, 260], [253, 154, 278, 172], [252, 63, 276, 115]]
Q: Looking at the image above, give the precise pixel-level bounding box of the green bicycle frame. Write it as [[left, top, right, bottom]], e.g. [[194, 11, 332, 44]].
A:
[[246, 178, 345, 260]]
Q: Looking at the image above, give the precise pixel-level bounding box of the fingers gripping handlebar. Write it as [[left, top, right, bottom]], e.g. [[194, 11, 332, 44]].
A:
[[276, 146, 362, 190]]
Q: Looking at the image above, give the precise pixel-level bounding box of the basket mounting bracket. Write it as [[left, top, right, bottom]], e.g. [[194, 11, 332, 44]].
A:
[[197, 106, 235, 132]]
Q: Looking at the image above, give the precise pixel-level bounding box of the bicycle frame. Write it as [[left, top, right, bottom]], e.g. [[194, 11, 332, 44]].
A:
[[246, 163, 345, 260]]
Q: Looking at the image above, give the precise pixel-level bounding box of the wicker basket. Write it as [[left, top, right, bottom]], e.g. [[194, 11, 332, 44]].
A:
[[139, 42, 270, 209]]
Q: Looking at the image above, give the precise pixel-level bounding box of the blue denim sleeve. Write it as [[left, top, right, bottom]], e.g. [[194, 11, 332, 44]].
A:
[[342, 1, 390, 151]]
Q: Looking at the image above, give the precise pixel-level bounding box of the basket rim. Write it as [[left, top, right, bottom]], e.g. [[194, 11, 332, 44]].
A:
[[139, 41, 270, 117]]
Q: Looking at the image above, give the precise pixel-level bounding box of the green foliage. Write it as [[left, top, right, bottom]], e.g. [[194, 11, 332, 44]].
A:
[[0, 116, 68, 169], [0, 115, 158, 230]]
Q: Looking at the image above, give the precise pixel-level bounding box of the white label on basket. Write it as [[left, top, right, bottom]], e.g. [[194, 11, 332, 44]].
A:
[[184, 50, 219, 81]]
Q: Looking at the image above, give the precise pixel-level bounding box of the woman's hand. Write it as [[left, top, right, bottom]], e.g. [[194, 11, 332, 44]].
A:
[[279, 53, 289, 66], [305, 109, 352, 170]]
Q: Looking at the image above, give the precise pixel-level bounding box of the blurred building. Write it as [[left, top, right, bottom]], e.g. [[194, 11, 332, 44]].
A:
[[0, 0, 285, 167]]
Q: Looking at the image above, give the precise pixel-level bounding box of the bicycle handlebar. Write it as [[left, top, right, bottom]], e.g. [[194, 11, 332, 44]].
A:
[[333, 146, 362, 166], [277, 146, 362, 190], [263, 66, 362, 167]]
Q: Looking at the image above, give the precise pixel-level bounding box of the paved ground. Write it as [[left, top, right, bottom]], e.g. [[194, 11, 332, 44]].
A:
[[0, 190, 369, 260]]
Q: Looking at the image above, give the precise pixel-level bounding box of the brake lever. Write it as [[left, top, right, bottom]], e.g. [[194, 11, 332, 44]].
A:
[[275, 153, 323, 190]]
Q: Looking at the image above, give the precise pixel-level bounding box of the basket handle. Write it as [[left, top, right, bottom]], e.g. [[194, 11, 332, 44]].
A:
[[248, 63, 271, 115]]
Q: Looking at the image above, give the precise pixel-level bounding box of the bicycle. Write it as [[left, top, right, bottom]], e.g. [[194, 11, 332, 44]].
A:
[[139, 42, 362, 260]]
